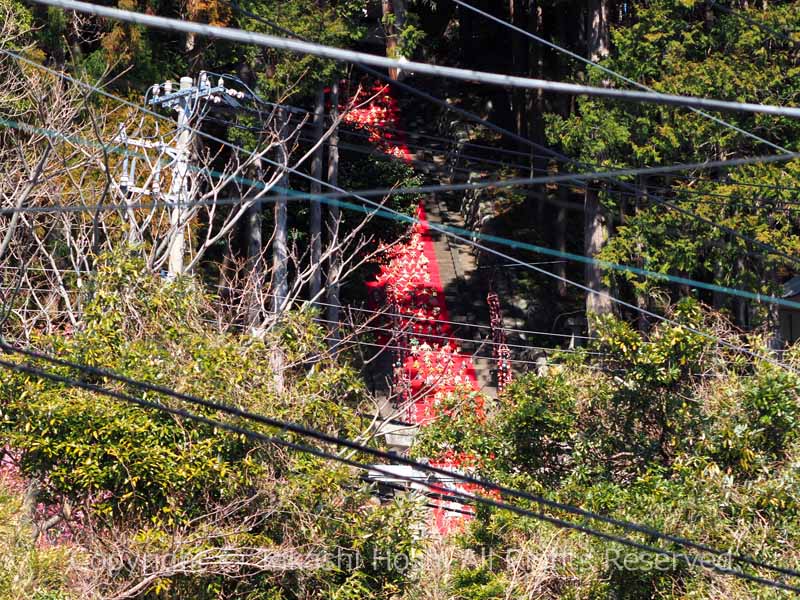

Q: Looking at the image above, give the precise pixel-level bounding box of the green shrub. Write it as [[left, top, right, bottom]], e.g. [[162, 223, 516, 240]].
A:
[[0, 252, 421, 598]]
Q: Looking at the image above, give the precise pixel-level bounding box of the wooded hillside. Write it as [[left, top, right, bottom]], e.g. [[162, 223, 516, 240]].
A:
[[1, 0, 800, 598]]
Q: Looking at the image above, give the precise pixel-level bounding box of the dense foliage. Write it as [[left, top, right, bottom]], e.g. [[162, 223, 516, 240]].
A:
[[545, 0, 800, 327], [3, 0, 800, 597], [414, 304, 800, 598], [0, 253, 423, 598]]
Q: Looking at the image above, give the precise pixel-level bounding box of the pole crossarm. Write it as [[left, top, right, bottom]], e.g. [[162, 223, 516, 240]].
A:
[[149, 72, 246, 110]]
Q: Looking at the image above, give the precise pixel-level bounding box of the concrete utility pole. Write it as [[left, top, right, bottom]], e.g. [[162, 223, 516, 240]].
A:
[[166, 76, 194, 277], [149, 73, 245, 277], [112, 72, 246, 277]]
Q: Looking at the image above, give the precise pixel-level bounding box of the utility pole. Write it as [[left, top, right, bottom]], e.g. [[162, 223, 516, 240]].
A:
[[166, 76, 193, 277], [112, 72, 245, 276]]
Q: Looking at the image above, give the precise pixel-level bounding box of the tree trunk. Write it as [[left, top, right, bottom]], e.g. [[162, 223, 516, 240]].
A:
[[245, 187, 263, 327], [383, 0, 407, 79], [309, 86, 325, 301], [326, 82, 341, 338], [247, 196, 263, 263], [510, 0, 529, 141], [584, 185, 613, 329], [587, 0, 610, 61], [272, 109, 289, 315], [555, 186, 568, 298], [584, 0, 611, 331]]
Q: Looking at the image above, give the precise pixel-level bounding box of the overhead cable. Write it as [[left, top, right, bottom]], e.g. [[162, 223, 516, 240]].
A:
[[1, 55, 794, 371], [1, 343, 799, 592], [451, 0, 800, 267], [230, 0, 800, 266], [3, 113, 800, 320], [29, 0, 800, 119], [5, 45, 799, 271]]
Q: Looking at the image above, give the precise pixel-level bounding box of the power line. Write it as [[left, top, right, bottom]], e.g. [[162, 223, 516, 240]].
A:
[[451, 0, 800, 268], [0, 270, 595, 340], [19, 172, 800, 212], [7, 12, 800, 580], [227, 0, 798, 203], [432, 1, 800, 266], [4, 353, 787, 588], [227, 0, 568, 164], [0, 308, 754, 380], [6, 41, 800, 275], [162, 110, 541, 181], [204, 301, 595, 358], [310, 319, 602, 356], [5, 113, 800, 334], [323, 336, 571, 368], [219, 111, 800, 204], [2, 55, 794, 372], [287, 299, 597, 340], [294, 121, 800, 213], [9, 109, 798, 214], [1, 342, 799, 592], [212, 307, 596, 354], [2, 306, 585, 367], [309, 130, 539, 174], [2, 106, 798, 220], [6, 12, 800, 572], [294, 133, 531, 179], [31, 0, 800, 119], [229, 0, 800, 267], [264, 121, 800, 220], [3, 113, 800, 319], [333, 121, 543, 165], [210, 80, 552, 165]]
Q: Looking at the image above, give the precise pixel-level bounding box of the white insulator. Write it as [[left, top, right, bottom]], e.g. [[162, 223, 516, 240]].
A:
[[218, 77, 224, 87], [151, 83, 160, 97], [164, 80, 172, 93]]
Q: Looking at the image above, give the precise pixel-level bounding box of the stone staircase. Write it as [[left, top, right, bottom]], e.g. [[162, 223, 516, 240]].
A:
[[425, 198, 497, 397], [367, 109, 501, 452]]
